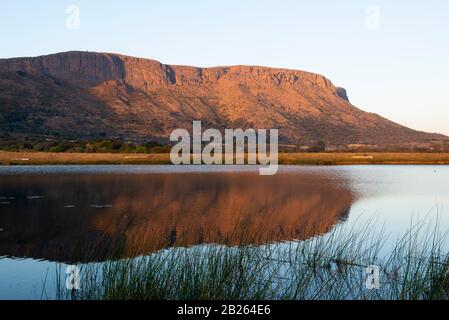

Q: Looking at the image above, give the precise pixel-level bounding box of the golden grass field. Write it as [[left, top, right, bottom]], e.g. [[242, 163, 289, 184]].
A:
[[2, 151, 449, 166]]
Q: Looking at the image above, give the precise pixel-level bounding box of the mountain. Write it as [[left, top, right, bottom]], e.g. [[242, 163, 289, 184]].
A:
[[0, 51, 447, 150]]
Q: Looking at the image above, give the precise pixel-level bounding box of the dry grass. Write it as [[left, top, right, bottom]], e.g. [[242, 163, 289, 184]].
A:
[[279, 152, 449, 165], [2, 151, 449, 166], [0, 151, 171, 165]]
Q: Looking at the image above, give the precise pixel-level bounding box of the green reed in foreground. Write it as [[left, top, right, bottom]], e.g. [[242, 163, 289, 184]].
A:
[[56, 219, 449, 300]]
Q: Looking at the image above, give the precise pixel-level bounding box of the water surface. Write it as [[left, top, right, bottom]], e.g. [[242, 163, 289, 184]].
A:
[[0, 165, 448, 299]]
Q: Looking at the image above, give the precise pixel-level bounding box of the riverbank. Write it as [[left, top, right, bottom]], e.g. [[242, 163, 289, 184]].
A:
[[2, 151, 449, 166]]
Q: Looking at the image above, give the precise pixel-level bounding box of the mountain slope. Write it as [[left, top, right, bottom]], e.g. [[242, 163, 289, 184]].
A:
[[0, 51, 447, 149]]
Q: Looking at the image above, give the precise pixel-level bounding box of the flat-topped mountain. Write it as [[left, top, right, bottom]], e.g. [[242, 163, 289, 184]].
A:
[[0, 51, 447, 150]]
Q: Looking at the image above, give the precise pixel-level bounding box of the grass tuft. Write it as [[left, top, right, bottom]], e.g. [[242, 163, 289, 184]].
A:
[[56, 218, 449, 300]]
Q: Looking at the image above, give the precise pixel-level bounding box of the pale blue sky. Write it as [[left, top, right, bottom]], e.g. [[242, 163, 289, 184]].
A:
[[1, 0, 448, 135]]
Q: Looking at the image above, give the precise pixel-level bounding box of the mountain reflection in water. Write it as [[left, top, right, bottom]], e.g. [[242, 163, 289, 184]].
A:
[[0, 172, 353, 263]]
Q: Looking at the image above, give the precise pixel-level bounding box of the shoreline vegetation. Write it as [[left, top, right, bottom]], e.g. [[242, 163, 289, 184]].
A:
[[55, 219, 449, 300], [2, 151, 449, 166]]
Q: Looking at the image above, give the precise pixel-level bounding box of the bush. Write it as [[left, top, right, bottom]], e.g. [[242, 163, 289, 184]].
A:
[[0, 137, 171, 154], [49, 146, 66, 153], [32, 144, 45, 152]]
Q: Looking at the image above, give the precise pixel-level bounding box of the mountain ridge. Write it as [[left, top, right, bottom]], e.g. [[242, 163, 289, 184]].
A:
[[0, 51, 447, 150]]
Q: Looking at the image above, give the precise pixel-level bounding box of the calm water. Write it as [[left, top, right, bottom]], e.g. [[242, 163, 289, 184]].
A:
[[0, 165, 448, 299]]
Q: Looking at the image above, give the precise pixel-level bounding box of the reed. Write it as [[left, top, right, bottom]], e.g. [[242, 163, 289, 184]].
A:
[[55, 218, 449, 300]]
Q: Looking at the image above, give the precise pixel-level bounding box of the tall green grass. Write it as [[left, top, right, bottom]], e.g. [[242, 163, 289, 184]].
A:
[[56, 218, 449, 300]]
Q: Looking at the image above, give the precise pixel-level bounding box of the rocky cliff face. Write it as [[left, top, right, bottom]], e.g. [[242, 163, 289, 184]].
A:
[[0, 51, 334, 89], [0, 51, 447, 149]]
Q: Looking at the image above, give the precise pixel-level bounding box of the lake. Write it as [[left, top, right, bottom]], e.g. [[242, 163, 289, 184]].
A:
[[0, 165, 448, 299]]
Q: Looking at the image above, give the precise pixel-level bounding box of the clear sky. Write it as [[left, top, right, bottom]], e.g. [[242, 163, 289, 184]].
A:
[[1, 0, 448, 135]]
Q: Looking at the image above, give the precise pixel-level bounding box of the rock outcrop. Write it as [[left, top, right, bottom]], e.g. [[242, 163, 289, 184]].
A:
[[0, 51, 447, 149]]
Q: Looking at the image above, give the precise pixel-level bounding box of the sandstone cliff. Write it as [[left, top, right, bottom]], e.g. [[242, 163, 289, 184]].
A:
[[0, 51, 447, 149]]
